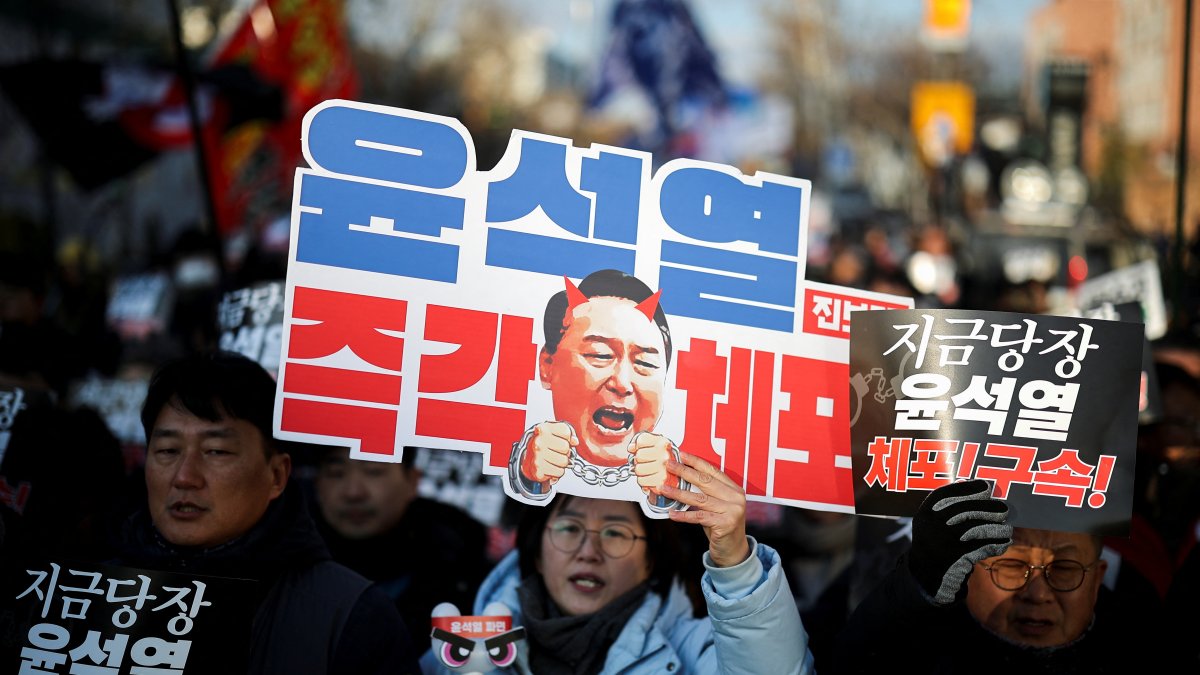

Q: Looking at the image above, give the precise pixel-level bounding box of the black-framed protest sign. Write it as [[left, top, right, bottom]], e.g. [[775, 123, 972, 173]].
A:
[[1076, 259, 1167, 340], [106, 273, 173, 341], [270, 100, 911, 519], [7, 561, 256, 674], [217, 281, 286, 377], [68, 376, 150, 448], [1078, 301, 1162, 425], [0, 385, 27, 468], [849, 309, 1142, 535], [411, 447, 507, 527]]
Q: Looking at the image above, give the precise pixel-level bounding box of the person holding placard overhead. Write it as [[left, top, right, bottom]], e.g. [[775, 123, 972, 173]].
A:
[[424, 449, 815, 674]]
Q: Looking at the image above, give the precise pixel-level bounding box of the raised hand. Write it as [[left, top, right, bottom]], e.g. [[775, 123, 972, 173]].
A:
[[909, 479, 1013, 604], [659, 451, 750, 568]]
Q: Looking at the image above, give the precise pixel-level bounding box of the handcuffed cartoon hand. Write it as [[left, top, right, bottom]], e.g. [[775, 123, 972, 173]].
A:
[[660, 451, 750, 568], [520, 421, 576, 489], [629, 432, 681, 504]]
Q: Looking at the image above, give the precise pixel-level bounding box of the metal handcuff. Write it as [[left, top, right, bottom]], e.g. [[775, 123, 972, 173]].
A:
[[506, 426, 689, 513]]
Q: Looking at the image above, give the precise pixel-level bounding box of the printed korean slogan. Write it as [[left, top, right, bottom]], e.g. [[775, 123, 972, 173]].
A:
[[8, 561, 256, 673], [218, 280, 286, 377], [849, 308, 1143, 535], [272, 100, 910, 518]]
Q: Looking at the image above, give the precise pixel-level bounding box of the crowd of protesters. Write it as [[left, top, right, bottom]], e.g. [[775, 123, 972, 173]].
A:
[[1, 221, 1199, 673]]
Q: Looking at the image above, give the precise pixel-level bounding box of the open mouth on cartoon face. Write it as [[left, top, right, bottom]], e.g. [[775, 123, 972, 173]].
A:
[[592, 406, 635, 434]]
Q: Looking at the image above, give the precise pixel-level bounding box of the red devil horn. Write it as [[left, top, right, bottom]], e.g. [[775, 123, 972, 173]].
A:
[[635, 289, 662, 322], [564, 276, 588, 319]]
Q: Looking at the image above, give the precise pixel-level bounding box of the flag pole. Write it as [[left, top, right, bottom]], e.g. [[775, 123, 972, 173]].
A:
[[1173, 0, 1194, 331], [165, 0, 222, 239]]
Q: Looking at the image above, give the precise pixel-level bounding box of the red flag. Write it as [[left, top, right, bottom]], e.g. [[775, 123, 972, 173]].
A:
[[206, 0, 359, 234]]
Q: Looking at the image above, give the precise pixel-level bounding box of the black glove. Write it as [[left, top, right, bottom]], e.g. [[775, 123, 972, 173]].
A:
[[908, 479, 1012, 605]]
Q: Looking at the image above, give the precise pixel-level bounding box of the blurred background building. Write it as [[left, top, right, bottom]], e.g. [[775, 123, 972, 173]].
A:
[[0, 0, 1197, 354]]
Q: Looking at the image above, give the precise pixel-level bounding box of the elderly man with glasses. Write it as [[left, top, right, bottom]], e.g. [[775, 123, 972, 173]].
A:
[[833, 480, 1145, 674]]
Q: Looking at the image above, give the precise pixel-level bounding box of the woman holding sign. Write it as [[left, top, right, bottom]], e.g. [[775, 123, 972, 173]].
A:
[[423, 451, 814, 674]]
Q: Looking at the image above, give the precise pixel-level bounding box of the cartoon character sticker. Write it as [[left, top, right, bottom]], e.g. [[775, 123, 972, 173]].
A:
[[430, 602, 526, 673]]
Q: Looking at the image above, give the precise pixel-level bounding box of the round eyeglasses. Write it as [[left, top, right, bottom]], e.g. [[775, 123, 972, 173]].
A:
[[544, 518, 647, 558], [979, 558, 1099, 592]]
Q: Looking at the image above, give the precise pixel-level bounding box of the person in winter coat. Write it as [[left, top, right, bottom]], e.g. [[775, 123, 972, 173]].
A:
[[422, 450, 815, 675], [833, 479, 1154, 674], [116, 352, 421, 674]]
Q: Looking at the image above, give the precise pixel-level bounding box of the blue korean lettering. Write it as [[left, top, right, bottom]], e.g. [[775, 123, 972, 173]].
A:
[[485, 230, 635, 279], [306, 104, 470, 189], [295, 174, 465, 283], [579, 151, 642, 244], [659, 241, 798, 331], [485, 137, 644, 278], [487, 139, 590, 235], [659, 167, 803, 256]]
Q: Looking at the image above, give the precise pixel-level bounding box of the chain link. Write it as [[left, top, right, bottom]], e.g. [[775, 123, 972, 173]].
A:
[[569, 448, 634, 487]]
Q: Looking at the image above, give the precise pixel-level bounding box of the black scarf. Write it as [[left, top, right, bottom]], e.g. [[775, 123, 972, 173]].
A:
[[517, 575, 650, 675]]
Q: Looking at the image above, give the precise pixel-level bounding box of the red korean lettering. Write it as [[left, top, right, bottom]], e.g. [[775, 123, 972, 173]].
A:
[[288, 287, 406, 369], [676, 338, 726, 468], [496, 315, 537, 404], [956, 441, 981, 480], [283, 363, 401, 404], [864, 436, 893, 488], [418, 307, 535, 401], [907, 439, 957, 490], [415, 400, 528, 469], [775, 355, 854, 506], [1030, 448, 1093, 507], [281, 398, 398, 456], [714, 348, 752, 488], [1031, 449, 1117, 509], [746, 350, 775, 496], [419, 306, 500, 394], [974, 443, 1037, 499]]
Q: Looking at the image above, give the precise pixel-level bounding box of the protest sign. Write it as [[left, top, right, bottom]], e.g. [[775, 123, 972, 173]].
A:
[[8, 561, 255, 674], [106, 273, 173, 341], [272, 100, 911, 517], [1076, 259, 1167, 340], [1076, 301, 1162, 425], [849, 308, 1142, 535], [69, 376, 150, 448], [0, 385, 27, 467], [218, 281, 286, 376], [410, 447, 507, 528], [68, 375, 151, 472]]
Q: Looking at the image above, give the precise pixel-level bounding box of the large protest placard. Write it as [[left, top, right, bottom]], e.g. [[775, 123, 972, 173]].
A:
[[272, 100, 911, 517], [8, 561, 255, 674], [849, 309, 1142, 535]]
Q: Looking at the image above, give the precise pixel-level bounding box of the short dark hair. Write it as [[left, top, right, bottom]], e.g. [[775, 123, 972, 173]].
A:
[[141, 351, 278, 456], [515, 495, 682, 595], [543, 269, 673, 367]]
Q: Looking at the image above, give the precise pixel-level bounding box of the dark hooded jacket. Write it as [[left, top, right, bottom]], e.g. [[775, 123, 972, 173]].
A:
[[116, 483, 419, 675], [832, 555, 1156, 675]]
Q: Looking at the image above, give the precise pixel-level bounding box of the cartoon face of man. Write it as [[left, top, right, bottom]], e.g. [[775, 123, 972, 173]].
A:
[[539, 295, 667, 467]]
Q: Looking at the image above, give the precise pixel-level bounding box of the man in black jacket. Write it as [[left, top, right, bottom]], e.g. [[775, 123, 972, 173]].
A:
[[313, 446, 489, 652], [834, 480, 1153, 674], [117, 352, 419, 674]]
